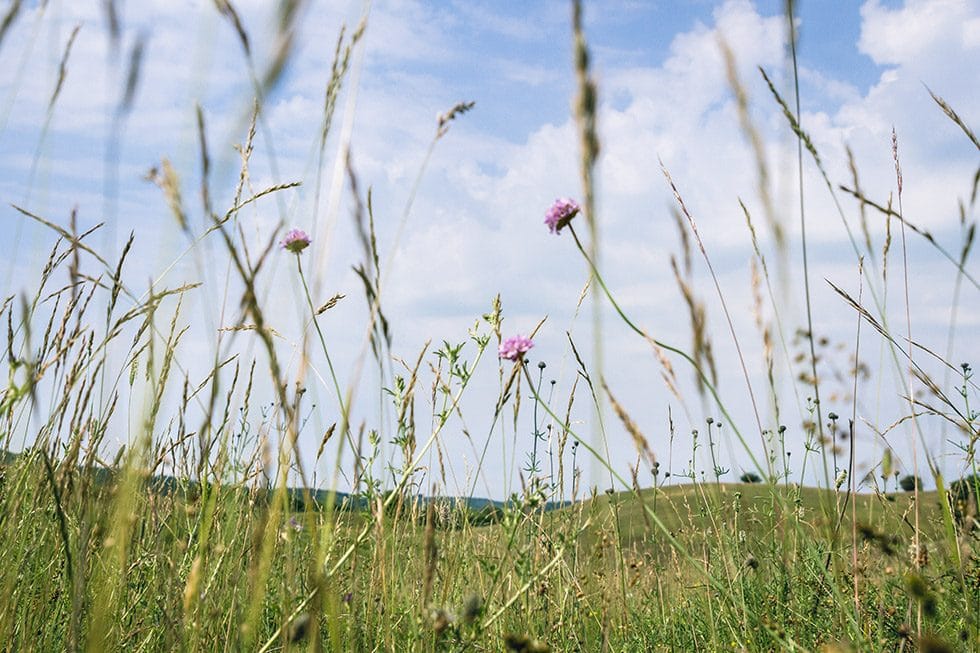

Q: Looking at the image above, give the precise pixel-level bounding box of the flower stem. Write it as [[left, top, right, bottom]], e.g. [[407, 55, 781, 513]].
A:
[[566, 224, 765, 476], [296, 255, 351, 435]]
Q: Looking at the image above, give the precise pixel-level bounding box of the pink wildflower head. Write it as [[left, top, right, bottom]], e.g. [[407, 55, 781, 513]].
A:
[[282, 228, 311, 254], [499, 335, 534, 362], [544, 197, 580, 234]]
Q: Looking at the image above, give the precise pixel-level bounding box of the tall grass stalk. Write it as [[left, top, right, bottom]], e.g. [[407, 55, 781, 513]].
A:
[[0, 2, 978, 651]]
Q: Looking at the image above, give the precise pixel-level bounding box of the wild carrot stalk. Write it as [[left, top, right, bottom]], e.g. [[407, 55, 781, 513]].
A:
[[529, 361, 547, 480]]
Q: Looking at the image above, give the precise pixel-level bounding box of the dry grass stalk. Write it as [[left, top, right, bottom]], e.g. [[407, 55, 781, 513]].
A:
[[316, 293, 345, 315], [602, 379, 656, 473], [719, 38, 784, 254], [145, 159, 188, 233], [670, 255, 717, 394]]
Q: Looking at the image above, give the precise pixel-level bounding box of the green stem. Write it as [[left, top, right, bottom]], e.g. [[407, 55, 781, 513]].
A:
[[296, 255, 352, 439], [566, 224, 765, 476]]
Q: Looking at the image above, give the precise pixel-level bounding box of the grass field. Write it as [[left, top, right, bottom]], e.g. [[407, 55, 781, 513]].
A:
[[1, 1, 979, 651], [0, 450, 976, 651]]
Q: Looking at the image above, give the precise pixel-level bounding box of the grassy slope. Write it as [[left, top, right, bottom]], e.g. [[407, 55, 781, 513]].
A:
[[1, 445, 976, 651], [571, 482, 945, 548]]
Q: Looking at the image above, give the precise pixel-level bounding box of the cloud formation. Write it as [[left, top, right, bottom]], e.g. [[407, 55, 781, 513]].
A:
[[1, 0, 977, 497]]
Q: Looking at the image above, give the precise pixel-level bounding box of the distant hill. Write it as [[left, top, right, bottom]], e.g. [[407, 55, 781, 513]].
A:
[[0, 448, 568, 525], [7, 449, 962, 539], [558, 482, 954, 554]]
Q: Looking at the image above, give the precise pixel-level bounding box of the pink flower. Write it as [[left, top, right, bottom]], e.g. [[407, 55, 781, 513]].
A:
[[544, 197, 580, 234], [499, 335, 534, 362], [282, 228, 311, 253]]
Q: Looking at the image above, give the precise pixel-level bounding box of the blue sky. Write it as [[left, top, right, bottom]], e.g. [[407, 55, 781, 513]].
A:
[[1, 0, 978, 498]]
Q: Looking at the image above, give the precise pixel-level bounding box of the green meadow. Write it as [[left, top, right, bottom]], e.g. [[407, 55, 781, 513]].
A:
[[1, 1, 978, 651]]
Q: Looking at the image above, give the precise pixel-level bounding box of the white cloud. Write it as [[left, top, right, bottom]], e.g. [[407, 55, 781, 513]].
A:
[[1, 0, 977, 497], [859, 0, 979, 70]]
